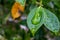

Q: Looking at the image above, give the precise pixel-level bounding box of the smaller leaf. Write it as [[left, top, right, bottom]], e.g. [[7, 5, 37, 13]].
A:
[[15, 0, 26, 6], [43, 8, 60, 33]]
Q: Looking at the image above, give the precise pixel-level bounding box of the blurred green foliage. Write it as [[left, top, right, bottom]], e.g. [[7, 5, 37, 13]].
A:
[[0, 0, 60, 40]]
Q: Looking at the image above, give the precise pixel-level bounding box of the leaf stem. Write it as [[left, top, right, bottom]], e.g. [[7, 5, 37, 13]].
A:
[[40, 0, 43, 7]]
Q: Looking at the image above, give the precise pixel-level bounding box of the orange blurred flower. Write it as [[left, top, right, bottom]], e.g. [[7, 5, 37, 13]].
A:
[[11, 2, 24, 19]]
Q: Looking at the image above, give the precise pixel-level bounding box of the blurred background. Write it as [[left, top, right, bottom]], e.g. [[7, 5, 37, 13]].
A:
[[0, 0, 60, 40]]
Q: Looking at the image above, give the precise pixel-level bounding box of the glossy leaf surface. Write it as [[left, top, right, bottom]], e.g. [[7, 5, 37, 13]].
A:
[[27, 7, 44, 35]]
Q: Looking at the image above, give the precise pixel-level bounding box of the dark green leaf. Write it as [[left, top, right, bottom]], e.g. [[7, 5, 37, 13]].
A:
[[3, 13, 10, 24], [52, 0, 60, 8]]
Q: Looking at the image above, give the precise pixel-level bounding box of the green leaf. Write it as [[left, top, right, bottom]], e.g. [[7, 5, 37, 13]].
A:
[[15, 0, 26, 6], [31, 0, 36, 4], [52, 0, 60, 8], [27, 7, 44, 35], [3, 13, 10, 24], [43, 8, 60, 33]]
